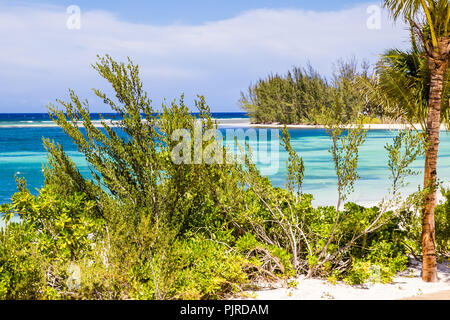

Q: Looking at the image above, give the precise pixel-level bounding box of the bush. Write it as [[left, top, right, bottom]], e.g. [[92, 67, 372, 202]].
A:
[[9, 183, 101, 261], [344, 240, 408, 285], [235, 233, 295, 278], [0, 179, 104, 299], [435, 188, 450, 257], [240, 59, 379, 125], [398, 188, 450, 259], [0, 55, 425, 299], [361, 116, 382, 124], [0, 222, 48, 299], [169, 236, 250, 300]]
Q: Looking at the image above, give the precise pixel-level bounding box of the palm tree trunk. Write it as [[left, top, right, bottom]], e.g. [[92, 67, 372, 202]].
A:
[[422, 40, 448, 282]]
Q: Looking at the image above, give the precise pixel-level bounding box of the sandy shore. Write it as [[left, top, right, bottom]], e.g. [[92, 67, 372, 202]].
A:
[[1, 117, 448, 131], [236, 259, 450, 300], [217, 119, 449, 131]]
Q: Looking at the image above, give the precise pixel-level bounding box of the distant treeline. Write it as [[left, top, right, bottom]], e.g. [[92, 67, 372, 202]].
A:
[[239, 59, 384, 124]]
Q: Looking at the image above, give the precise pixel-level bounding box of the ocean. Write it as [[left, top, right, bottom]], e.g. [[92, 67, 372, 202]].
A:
[[1, 113, 449, 207]]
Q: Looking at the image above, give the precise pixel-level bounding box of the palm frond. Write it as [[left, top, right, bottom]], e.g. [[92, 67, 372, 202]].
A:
[[359, 44, 450, 131]]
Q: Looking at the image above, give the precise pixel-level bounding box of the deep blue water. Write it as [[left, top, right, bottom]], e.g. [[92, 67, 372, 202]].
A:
[[0, 112, 249, 125], [0, 113, 449, 207]]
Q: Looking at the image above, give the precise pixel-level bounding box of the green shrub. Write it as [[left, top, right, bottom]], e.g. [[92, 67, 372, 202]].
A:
[[344, 240, 408, 285], [168, 236, 250, 300], [0, 223, 46, 299], [9, 182, 101, 261], [361, 116, 382, 124], [235, 233, 295, 278], [398, 188, 450, 259], [435, 188, 450, 257]]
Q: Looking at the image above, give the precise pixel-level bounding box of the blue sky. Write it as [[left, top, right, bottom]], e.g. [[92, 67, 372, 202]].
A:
[[8, 0, 371, 24], [0, 0, 409, 112]]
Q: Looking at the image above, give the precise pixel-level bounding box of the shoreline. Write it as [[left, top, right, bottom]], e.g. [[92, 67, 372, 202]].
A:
[[218, 119, 450, 131], [236, 259, 450, 300], [1, 118, 448, 131]]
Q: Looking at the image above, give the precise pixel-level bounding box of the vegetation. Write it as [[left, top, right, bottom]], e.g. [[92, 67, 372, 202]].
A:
[[1, 2, 450, 297], [384, 130, 425, 196], [240, 0, 450, 283], [380, 0, 450, 282], [239, 60, 380, 125], [2, 55, 447, 300]]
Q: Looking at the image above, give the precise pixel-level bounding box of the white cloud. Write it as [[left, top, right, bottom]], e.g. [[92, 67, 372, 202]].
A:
[[0, 3, 409, 112]]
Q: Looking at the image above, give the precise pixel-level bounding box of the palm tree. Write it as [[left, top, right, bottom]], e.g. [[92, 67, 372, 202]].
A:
[[363, 48, 430, 132], [383, 0, 450, 282], [362, 47, 450, 281], [361, 41, 449, 131]]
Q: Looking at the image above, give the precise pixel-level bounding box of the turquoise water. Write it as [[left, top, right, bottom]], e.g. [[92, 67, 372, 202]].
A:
[[272, 129, 450, 205], [0, 115, 449, 206]]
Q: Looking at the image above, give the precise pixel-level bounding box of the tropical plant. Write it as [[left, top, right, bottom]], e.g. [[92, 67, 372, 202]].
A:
[[385, 130, 425, 196], [382, 0, 450, 281], [325, 122, 367, 211], [281, 126, 305, 199]]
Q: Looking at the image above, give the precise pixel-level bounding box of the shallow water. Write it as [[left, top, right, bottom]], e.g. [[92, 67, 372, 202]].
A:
[[0, 115, 449, 207]]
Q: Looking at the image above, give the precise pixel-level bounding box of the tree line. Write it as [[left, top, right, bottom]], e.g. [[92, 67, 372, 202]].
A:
[[239, 60, 384, 125]]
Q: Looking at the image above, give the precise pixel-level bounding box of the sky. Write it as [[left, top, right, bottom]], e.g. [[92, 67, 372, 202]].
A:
[[0, 0, 410, 113]]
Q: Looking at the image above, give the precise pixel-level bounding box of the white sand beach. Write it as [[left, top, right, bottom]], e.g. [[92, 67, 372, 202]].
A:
[[1, 117, 448, 131], [237, 259, 450, 300], [217, 118, 449, 131]]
